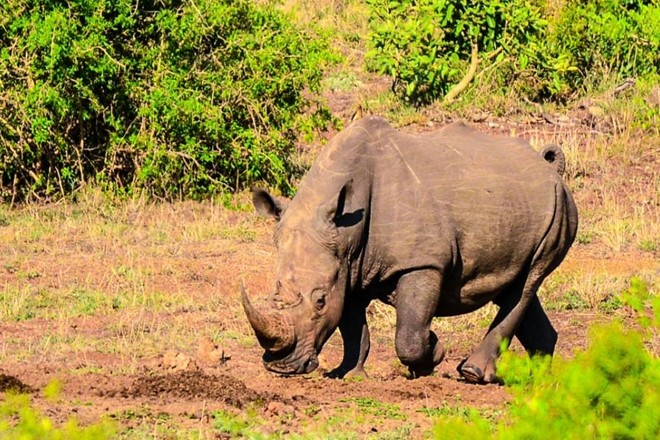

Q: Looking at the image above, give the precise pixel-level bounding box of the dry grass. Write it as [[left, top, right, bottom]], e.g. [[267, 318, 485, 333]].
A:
[[0, 188, 272, 368], [542, 266, 659, 311], [273, 0, 368, 42]]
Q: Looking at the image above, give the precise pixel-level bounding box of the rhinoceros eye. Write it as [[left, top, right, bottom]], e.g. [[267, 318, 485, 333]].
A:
[[311, 289, 326, 312]]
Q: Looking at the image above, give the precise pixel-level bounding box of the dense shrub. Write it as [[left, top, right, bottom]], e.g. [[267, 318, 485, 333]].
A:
[[365, 0, 548, 104], [0, 0, 337, 202], [366, 0, 660, 104], [497, 325, 659, 438], [533, 0, 660, 99]]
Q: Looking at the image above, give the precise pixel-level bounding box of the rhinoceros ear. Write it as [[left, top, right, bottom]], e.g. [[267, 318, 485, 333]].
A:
[[251, 187, 288, 221], [317, 180, 360, 228]]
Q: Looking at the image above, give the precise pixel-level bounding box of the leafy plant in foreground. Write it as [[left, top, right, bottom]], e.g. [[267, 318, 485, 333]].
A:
[[0, 381, 115, 439], [432, 277, 660, 439]]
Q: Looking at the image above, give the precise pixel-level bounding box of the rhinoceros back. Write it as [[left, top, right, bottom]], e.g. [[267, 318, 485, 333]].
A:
[[349, 118, 576, 307]]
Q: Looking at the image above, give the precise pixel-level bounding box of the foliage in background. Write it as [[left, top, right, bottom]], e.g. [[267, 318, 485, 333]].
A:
[[432, 278, 660, 439], [0, 0, 337, 203], [536, 0, 660, 98], [366, 0, 660, 104], [366, 0, 548, 104]]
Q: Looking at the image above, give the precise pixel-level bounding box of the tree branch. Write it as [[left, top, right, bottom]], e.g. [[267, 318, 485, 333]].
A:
[[444, 43, 479, 103]]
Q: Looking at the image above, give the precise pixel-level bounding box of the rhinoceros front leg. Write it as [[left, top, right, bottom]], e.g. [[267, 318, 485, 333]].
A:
[[394, 270, 445, 377], [326, 297, 371, 379]]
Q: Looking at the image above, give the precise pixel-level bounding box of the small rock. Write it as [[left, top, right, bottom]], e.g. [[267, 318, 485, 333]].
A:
[[162, 351, 195, 371], [196, 337, 230, 367], [265, 401, 295, 417]]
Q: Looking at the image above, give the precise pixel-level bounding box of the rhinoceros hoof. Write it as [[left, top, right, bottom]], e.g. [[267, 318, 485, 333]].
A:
[[408, 366, 435, 378], [324, 367, 346, 379], [325, 366, 368, 380], [345, 368, 368, 380], [458, 360, 500, 384], [458, 362, 484, 383]]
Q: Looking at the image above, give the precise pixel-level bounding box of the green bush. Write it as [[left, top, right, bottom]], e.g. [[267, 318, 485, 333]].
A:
[[365, 0, 548, 104], [498, 326, 659, 439], [525, 0, 660, 99], [366, 0, 660, 104], [0, 0, 337, 202], [432, 278, 660, 439]]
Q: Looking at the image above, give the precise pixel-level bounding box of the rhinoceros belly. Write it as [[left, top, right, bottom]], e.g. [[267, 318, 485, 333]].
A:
[[433, 265, 523, 316]]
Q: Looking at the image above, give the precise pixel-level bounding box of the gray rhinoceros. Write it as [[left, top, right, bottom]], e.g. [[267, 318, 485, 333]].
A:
[[242, 116, 578, 383]]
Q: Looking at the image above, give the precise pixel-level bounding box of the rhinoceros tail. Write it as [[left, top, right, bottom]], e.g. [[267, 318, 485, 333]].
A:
[[540, 144, 566, 176]]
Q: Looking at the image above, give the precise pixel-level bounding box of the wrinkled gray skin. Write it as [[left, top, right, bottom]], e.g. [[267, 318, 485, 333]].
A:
[[243, 117, 578, 383]]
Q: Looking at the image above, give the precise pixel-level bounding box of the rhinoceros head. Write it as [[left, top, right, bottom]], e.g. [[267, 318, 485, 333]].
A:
[[243, 182, 359, 374]]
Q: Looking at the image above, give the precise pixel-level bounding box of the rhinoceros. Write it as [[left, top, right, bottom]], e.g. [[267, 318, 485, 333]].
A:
[[242, 116, 578, 383]]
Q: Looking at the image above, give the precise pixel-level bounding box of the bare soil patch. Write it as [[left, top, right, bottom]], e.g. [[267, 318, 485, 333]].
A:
[[120, 370, 264, 408]]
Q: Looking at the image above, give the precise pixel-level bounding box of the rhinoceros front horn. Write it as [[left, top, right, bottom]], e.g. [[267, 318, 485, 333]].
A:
[[241, 283, 295, 353]]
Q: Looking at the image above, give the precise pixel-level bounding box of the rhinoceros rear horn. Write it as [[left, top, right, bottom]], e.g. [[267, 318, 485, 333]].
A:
[[241, 283, 295, 353]]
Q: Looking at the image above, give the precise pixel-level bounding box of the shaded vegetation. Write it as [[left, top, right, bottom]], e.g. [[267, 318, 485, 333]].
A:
[[367, 0, 660, 104], [0, 0, 337, 202]]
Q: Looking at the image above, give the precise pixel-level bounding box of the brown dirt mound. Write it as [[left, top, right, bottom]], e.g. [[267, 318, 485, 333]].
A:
[[0, 374, 33, 394], [119, 370, 264, 408]]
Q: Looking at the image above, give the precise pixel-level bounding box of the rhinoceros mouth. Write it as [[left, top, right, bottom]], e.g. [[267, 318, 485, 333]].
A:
[[263, 350, 319, 375]]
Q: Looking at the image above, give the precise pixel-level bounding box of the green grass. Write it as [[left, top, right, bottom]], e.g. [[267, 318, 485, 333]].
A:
[[418, 402, 505, 423], [211, 405, 415, 439], [0, 284, 194, 322], [339, 397, 405, 420]]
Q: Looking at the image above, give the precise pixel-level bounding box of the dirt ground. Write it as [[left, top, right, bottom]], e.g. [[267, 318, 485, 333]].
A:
[[0, 236, 655, 438], [1, 84, 658, 438]]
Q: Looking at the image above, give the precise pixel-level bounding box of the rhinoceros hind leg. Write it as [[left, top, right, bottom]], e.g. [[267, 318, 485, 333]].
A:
[[460, 181, 573, 384], [457, 358, 500, 384], [326, 298, 371, 379], [459, 270, 546, 384], [394, 270, 446, 378], [515, 295, 557, 356]]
